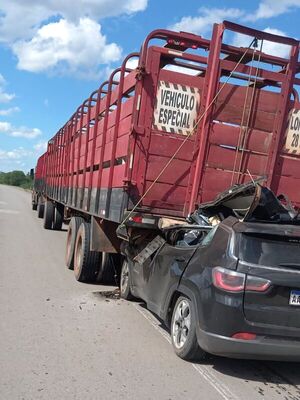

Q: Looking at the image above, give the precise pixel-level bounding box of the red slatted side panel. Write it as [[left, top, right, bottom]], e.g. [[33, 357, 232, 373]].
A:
[[200, 83, 280, 203], [273, 104, 300, 207], [137, 67, 205, 212]]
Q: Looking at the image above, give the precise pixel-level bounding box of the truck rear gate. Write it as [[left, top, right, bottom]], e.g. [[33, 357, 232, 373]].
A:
[[37, 21, 300, 224]]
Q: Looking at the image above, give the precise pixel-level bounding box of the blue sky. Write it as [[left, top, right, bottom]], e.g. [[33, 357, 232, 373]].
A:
[[0, 0, 299, 172]]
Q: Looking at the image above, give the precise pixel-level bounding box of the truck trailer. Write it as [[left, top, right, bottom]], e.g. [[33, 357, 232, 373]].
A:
[[32, 20, 300, 285]]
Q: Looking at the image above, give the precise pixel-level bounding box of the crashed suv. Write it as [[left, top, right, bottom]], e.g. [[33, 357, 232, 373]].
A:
[[120, 182, 300, 361]]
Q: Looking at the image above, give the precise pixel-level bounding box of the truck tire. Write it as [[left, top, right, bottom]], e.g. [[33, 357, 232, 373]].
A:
[[120, 259, 133, 300], [32, 202, 38, 211], [65, 216, 84, 270], [98, 253, 119, 284], [53, 203, 64, 230], [37, 198, 44, 219], [43, 200, 54, 230], [74, 221, 101, 283], [170, 296, 206, 361]]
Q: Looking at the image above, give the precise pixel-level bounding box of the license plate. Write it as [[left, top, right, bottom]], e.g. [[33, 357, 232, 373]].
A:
[[289, 290, 300, 306]]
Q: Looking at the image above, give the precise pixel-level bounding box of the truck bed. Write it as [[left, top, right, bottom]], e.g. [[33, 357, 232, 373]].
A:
[[35, 21, 300, 223]]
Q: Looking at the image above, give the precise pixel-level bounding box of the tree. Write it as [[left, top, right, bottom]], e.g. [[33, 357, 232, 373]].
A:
[[0, 170, 33, 189]]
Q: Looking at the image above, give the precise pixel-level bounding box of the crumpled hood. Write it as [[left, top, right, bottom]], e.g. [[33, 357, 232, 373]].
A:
[[191, 180, 297, 224]]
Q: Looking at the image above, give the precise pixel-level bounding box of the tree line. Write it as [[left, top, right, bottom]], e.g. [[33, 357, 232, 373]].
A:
[[0, 171, 33, 189]]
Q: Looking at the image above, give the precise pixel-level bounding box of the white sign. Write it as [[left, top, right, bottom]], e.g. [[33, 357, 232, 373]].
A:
[[285, 108, 300, 155], [153, 81, 200, 136]]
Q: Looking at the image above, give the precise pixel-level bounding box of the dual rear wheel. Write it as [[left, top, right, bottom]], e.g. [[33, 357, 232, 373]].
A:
[[65, 217, 117, 284], [43, 200, 64, 230], [37, 197, 44, 219]]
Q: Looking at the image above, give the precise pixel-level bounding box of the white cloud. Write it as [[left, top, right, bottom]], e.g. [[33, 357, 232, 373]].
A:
[[0, 0, 148, 43], [233, 27, 291, 58], [163, 64, 200, 76], [169, 7, 243, 35], [0, 1, 148, 78], [0, 92, 15, 103], [0, 121, 42, 139], [0, 147, 32, 160], [126, 58, 139, 70], [0, 146, 34, 172], [246, 0, 300, 21], [12, 17, 122, 78], [0, 106, 20, 116], [0, 73, 15, 103], [34, 141, 48, 153]]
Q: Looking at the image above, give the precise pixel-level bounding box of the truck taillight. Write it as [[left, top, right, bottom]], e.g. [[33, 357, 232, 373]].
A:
[[129, 216, 156, 225], [212, 267, 245, 293], [212, 267, 271, 293], [167, 39, 198, 49], [131, 216, 142, 223]]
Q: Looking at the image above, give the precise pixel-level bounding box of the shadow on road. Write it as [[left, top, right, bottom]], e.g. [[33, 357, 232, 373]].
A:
[[91, 290, 300, 393]]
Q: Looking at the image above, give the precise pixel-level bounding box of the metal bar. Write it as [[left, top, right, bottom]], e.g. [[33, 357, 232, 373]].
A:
[[187, 23, 225, 215], [74, 102, 88, 207], [221, 59, 287, 84], [95, 71, 117, 215], [66, 117, 75, 203], [122, 54, 140, 185], [86, 82, 109, 212], [70, 109, 81, 205], [80, 98, 93, 209], [105, 54, 135, 217], [223, 20, 299, 46]]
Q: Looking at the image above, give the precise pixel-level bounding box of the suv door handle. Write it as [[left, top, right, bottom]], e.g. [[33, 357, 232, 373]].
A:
[[175, 257, 186, 262]]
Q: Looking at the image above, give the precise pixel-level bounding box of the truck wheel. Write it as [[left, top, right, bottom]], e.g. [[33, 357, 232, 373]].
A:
[[120, 259, 133, 300], [32, 202, 38, 211], [37, 198, 44, 219], [53, 203, 64, 230], [74, 221, 101, 283], [171, 296, 206, 361], [43, 200, 54, 230], [65, 216, 84, 270], [98, 253, 119, 284]]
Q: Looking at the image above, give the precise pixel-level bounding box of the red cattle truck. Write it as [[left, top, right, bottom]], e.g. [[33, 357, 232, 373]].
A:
[[32, 21, 300, 283]]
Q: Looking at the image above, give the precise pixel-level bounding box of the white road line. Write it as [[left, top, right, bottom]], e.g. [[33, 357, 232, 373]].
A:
[[132, 303, 239, 400], [0, 209, 19, 214]]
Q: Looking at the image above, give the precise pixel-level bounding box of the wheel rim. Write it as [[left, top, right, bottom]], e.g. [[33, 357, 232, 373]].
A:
[[120, 261, 129, 294], [74, 235, 82, 275], [172, 299, 191, 349]]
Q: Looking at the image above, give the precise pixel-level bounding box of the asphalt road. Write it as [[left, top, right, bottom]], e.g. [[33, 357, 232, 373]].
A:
[[1, 184, 300, 400]]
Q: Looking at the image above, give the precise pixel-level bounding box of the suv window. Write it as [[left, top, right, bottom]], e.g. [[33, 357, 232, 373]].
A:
[[240, 233, 300, 267]]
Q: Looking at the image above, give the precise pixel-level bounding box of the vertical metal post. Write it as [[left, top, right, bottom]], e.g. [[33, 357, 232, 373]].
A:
[[86, 83, 108, 212], [187, 23, 225, 215], [94, 72, 116, 215], [105, 59, 132, 217]]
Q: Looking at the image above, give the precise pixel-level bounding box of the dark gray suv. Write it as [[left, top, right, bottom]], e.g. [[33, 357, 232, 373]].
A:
[[120, 182, 300, 361]]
